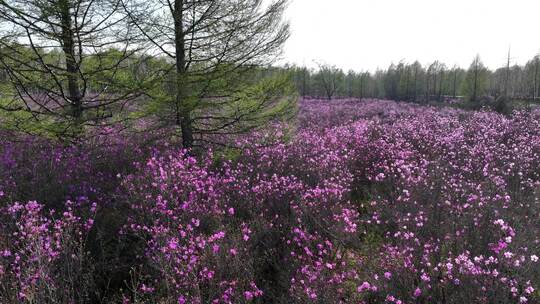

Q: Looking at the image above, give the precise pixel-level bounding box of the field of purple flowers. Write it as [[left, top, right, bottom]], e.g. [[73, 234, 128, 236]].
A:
[[1, 99, 539, 303]]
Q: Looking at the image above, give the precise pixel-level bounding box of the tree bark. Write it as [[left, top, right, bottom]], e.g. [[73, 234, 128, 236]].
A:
[[534, 60, 539, 100], [405, 68, 410, 101], [472, 62, 478, 102], [438, 70, 443, 101], [174, 0, 194, 148], [425, 72, 430, 103], [413, 66, 418, 102], [301, 68, 307, 96], [59, 0, 83, 120], [453, 70, 457, 98], [359, 74, 364, 100]]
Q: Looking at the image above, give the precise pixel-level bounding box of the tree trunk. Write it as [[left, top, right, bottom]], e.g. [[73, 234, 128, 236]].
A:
[[472, 64, 478, 102], [359, 75, 364, 100], [534, 61, 539, 100], [425, 73, 430, 103], [433, 72, 437, 101], [505, 50, 511, 99], [453, 70, 457, 98], [173, 0, 194, 148], [59, 0, 83, 121], [438, 71, 443, 101], [301, 69, 307, 96], [413, 66, 418, 102], [405, 68, 410, 101]]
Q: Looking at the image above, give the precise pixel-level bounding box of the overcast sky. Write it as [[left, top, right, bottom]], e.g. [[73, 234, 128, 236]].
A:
[[280, 0, 540, 72]]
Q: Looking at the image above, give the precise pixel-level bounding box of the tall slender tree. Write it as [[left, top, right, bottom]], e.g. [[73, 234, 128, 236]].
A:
[[504, 48, 512, 99], [412, 61, 421, 102], [0, 0, 141, 137], [438, 63, 446, 101], [528, 55, 540, 100], [315, 63, 343, 100], [463, 55, 488, 103], [121, 0, 295, 148], [359, 71, 368, 100], [451, 65, 459, 98]]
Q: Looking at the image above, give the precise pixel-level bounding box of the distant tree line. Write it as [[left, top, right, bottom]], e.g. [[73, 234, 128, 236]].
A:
[[287, 54, 540, 104]]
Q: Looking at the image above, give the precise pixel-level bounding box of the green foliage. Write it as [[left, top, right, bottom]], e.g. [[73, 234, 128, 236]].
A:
[[225, 73, 298, 129], [82, 49, 145, 94], [461, 56, 489, 102], [137, 66, 298, 135], [0, 98, 68, 138]]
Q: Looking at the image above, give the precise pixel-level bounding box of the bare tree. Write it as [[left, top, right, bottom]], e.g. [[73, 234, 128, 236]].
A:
[[121, 0, 295, 148], [412, 61, 421, 102], [404, 66, 410, 101], [463, 55, 488, 103], [504, 48, 511, 99], [451, 65, 459, 98], [359, 71, 368, 100], [346, 70, 355, 97], [315, 63, 343, 100], [300, 66, 309, 96], [438, 63, 446, 102], [425, 63, 432, 102], [0, 0, 142, 138], [531, 55, 540, 100]]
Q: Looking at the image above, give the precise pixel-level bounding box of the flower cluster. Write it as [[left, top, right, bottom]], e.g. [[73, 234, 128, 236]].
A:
[[0, 199, 97, 302]]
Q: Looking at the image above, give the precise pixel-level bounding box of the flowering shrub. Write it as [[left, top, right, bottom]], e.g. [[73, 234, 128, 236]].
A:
[[0, 129, 149, 208], [351, 106, 540, 303], [121, 145, 362, 303], [0, 199, 97, 303], [0, 99, 539, 303], [0, 129, 156, 302]]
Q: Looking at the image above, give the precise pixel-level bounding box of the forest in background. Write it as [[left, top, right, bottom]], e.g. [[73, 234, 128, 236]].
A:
[[287, 54, 540, 105]]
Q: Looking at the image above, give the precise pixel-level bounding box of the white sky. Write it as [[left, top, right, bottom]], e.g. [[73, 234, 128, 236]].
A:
[[280, 0, 540, 72]]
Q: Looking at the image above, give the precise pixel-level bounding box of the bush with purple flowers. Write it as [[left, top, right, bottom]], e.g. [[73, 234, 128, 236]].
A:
[[1, 99, 539, 303]]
